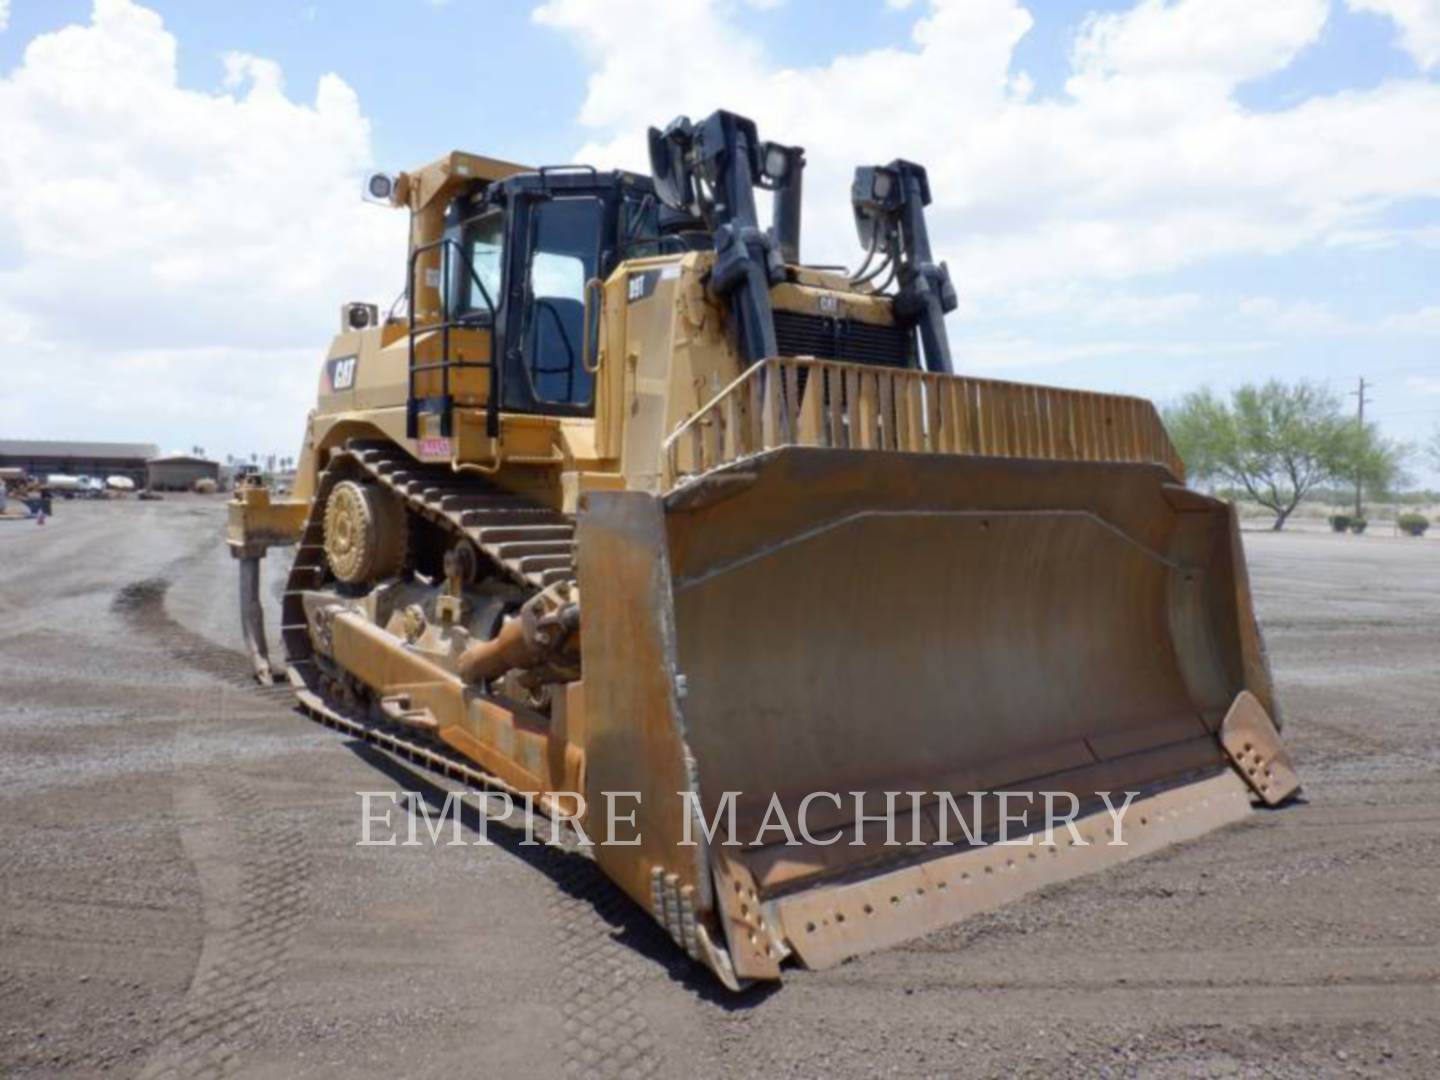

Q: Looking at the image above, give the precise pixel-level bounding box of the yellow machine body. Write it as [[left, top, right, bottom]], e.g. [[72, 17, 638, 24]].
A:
[[229, 130, 1298, 989]]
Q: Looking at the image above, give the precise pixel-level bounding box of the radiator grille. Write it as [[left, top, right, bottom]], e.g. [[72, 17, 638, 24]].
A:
[[773, 309, 915, 368]]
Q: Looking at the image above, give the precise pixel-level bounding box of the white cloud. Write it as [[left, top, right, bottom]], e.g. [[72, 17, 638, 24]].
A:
[[1323, 222, 1440, 248], [1236, 296, 1355, 336], [1070, 0, 1326, 87], [1232, 294, 1440, 339], [0, 0, 403, 453], [958, 334, 1267, 374], [1381, 302, 1440, 336], [1348, 0, 1440, 70], [534, 0, 1440, 298], [990, 284, 1203, 325]]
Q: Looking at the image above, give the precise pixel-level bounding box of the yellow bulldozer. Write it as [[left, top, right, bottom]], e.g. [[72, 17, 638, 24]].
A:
[[229, 109, 1299, 988]]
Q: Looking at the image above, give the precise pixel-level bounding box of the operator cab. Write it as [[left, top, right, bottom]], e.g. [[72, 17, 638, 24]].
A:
[[408, 168, 681, 438]]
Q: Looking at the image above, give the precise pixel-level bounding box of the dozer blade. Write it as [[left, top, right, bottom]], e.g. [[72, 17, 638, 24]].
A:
[[577, 446, 1297, 985]]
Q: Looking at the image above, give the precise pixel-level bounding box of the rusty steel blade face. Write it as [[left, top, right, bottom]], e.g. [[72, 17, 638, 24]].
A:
[[774, 771, 1255, 970], [621, 447, 1288, 974]]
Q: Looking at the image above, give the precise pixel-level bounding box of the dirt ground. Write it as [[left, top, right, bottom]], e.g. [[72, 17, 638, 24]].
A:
[[2, 497, 1437, 1079]]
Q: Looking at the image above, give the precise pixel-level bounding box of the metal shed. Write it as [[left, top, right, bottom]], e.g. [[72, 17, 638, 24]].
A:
[[146, 454, 221, 492]]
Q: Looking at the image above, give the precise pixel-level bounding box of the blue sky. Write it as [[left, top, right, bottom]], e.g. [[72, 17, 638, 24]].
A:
[[1, 0, 1437, 480]]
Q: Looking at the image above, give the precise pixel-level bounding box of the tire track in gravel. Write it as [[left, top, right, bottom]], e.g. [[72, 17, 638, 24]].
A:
[[375, 754, 676, 1079], [136, 771, 310, 1080], [1299, 715, 1437, 763], [114, 573, 312, 1078], [116, 565, 679, 1078], [543, 851, 664, 1079], [111, 576, 294, 703]]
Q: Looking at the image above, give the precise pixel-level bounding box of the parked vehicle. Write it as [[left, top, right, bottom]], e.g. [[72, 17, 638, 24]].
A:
[[46, 474, 83, 499]]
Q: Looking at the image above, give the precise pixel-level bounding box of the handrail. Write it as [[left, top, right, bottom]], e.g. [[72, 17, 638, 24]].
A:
[[662, 357, 1185, 489], [581, 277, 605, 375], [405, 236, 501, 440]]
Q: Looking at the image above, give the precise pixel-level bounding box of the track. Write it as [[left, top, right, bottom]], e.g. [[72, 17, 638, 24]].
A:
[[278, 436, 575, 703], [255, 435, 585, 813]]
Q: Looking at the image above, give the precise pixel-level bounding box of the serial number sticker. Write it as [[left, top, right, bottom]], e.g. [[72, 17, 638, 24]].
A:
[[417, 437, 452, 459]]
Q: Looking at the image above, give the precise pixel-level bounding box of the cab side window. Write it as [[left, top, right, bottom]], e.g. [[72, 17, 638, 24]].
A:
[[463, 210, 504, 316]]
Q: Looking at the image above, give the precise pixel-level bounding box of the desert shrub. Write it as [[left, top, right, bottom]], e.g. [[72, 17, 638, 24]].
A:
[[1329, 514, 1351, 532], [1397, 512, 1430, 537]]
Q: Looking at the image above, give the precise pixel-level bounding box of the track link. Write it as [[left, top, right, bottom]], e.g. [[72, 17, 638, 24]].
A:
[[346, 438, 576, 589], [280, 437, 575, 684]]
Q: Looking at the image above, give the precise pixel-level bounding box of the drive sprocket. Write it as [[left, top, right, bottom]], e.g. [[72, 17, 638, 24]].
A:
[[323, 479, 406, 584]]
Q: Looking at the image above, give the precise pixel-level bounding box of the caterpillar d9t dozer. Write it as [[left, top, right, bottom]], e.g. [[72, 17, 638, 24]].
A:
[[230, 109, 1299, 989]]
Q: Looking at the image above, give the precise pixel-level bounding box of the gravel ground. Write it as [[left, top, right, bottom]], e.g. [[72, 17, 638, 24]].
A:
[[1, 497, 1437, 1079]]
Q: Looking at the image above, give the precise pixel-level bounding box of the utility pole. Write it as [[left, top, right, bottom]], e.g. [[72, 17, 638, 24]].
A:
[[1349, 377, 1372, 518]]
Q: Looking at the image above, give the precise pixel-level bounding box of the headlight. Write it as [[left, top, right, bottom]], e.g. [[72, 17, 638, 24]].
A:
[[762, 143, 790, 183], [364, 172, 395, 202]]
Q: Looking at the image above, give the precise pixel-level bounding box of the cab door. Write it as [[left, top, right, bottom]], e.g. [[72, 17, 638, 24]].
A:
[[504, 196, 605, 416]]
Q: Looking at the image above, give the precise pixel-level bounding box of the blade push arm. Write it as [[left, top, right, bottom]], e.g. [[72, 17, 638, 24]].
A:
[[648, 110, 803, 366], [852, 160, 958, 374]]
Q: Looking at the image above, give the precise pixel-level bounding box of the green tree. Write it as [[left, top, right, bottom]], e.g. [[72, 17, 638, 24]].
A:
[[1164, 380, 1401, 530], [1353, 433, 1408, 504]]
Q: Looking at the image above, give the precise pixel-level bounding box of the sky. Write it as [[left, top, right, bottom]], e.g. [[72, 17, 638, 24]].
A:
[[1, 0, 1437, 480]]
